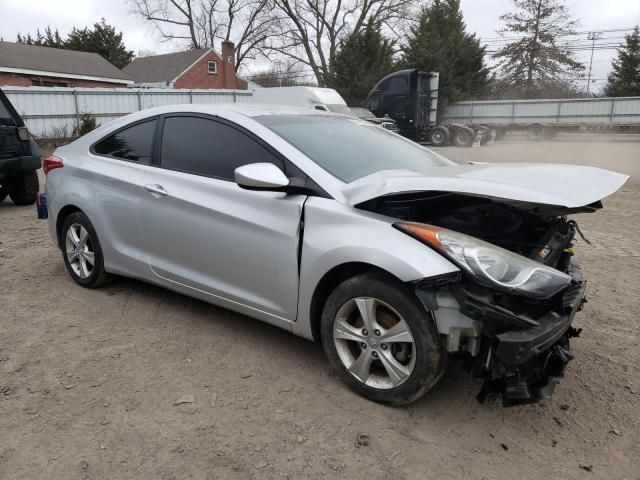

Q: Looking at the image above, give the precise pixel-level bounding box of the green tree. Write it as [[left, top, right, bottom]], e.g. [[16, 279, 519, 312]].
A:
[[16, 19, 133, 69], [401, 0, 490, 108], [605, 26, 640, 97], [64, 19, 134, 69], [327, 22, 396, 106], [17, 27, 64, 47], [493, 0, 584, 98]]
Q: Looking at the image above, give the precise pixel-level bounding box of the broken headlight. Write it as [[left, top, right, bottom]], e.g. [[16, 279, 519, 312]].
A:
[[395, 222, 571, 299]]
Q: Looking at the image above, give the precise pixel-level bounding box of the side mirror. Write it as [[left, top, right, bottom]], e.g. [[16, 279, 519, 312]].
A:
[[234, 163, 290, 191]]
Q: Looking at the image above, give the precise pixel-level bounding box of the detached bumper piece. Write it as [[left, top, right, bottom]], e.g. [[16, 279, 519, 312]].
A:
[[477, 280, 587, 406]]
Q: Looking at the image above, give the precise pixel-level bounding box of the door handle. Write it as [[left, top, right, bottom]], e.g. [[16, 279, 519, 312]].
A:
[[144, 184, 169, 197]]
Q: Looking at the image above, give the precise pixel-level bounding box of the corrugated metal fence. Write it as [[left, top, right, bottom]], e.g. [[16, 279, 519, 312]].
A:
[[444, 96, 640, 126], [3, 86, 254, 137]]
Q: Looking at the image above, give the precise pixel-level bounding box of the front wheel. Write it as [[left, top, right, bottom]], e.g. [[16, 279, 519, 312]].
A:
[[321, 273, 447, 405], [428, 126, 450, 147]]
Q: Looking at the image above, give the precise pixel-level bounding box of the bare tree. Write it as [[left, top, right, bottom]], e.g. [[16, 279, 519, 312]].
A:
[[129, 0, 279, 71], [493, 0, 584, 97], [267, 0, 414, 86], [246, 59, 310, 86]]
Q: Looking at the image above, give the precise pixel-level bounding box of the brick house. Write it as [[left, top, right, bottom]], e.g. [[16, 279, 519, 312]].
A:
[[0, 41, 133, 87], [122, 42, 247, 90]]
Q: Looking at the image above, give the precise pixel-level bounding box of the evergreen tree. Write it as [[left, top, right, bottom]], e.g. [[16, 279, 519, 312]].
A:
[[327, 22, 396, 106], [16, 19, 133, 69], [65, 19, 134, 69], [605, 26, 640, 97], [17, 27, 64, 48], [401, 0, 490, 108], [493, 0, 584, 98]]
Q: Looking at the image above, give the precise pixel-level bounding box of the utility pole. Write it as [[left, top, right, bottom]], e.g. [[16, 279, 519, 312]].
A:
[[586, 32, 602, 96]]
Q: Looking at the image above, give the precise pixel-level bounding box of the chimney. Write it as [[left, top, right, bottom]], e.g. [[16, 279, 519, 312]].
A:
[[221, 41, 236, 89]]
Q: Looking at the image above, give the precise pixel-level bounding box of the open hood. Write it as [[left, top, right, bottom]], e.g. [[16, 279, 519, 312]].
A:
[[341, 163, 629, 208]]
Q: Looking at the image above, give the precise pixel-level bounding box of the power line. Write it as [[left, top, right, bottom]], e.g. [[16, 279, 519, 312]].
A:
[[480, 27, 636, 42]]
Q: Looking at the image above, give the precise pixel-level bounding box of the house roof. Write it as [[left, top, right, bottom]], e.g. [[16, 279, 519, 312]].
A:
[[0, 41, 132, 83], [122, 49, 213, 84]]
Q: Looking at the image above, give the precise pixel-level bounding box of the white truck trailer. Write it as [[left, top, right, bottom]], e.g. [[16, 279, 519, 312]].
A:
[[444, 96, 640, 141], [248, 86, 354, 114]]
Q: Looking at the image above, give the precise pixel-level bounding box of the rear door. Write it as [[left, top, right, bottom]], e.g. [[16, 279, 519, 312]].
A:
[[137, 114, 306, 321]]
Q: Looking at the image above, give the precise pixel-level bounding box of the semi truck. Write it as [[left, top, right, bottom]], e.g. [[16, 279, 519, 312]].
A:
[[364, 69, 493, 147], [365, 68, 640, 146]]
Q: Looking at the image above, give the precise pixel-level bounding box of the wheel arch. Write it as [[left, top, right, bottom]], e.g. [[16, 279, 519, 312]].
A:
[[307, 262, 407, 342], [55, 204, 84, 247]]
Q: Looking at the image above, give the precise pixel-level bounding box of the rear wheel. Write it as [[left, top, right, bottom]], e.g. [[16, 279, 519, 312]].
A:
[[527, 124, 545, 141], [428, 126, 450, 147], [61, 212, 112, 288], [7, 171, 39, 205], [452, 127, 474, 147], [321, 273, 446, 405]]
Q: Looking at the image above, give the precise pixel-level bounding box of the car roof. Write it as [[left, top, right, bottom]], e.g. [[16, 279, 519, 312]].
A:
[[130, 103, 336, 119]]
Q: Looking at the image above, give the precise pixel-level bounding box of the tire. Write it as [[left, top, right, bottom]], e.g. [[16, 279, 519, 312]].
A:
[[527, 124, 545, 141], [7, 171, 39, 205], [320, 272, 447, 405], [428, 126, 450, 147], [60, 212, 112, 288], [452, 127, 475, 147]]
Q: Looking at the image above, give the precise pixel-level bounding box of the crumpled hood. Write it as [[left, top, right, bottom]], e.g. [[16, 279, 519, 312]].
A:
[[341, 163, 629, 207]]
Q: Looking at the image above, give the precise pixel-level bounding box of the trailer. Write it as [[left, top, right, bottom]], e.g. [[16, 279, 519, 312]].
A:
[[444, 96, 640, 141]]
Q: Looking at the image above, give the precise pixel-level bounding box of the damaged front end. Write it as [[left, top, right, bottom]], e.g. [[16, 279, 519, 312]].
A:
[[360, 191, 593, 406], [414, 265, 585, 406]]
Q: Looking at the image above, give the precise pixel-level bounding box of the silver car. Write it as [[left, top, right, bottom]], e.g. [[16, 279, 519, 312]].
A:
[[44, 105, 628, 406]]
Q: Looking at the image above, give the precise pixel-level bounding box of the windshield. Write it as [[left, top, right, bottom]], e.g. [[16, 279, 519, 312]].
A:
[[325, 104, 356, 117], [256, 115, 453, 183]]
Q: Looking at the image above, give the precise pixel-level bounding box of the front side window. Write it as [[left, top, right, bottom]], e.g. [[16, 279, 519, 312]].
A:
[[93, 119, 157, 162], [366, 94, 382, 112], [256, 115, 453, 183], [160, 116, 283, 180]]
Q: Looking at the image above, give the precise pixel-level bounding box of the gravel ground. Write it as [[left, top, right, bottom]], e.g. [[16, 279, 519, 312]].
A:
[[1, 135, 639, 479]]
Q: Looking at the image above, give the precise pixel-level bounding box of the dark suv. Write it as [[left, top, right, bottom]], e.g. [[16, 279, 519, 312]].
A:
[[0, 88, 41, 205]]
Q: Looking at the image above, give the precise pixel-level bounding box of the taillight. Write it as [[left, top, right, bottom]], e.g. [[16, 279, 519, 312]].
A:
[[43, 155, 64, 175], [17, 127, 30, 141]]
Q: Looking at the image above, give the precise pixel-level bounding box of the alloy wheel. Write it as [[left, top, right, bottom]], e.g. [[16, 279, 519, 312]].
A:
[[65, 223, 95, 278], [333, 297, 416, 389]]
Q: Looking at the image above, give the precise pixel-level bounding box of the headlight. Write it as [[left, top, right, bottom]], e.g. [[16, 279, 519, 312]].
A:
[[395, 222, 571, 299]]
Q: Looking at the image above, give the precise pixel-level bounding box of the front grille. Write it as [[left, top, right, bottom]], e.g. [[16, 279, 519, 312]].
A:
[[382, 122, 398, 131]]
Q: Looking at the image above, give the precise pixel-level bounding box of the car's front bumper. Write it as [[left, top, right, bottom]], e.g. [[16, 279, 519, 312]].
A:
[[494, 280, 586, 366], [473, 267, 586, 406]]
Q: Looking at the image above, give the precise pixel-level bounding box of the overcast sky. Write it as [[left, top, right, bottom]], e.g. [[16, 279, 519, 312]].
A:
[[1, 0, 639, 92]]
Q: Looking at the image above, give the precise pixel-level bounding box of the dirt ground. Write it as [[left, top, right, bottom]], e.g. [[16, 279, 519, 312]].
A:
[[1, 135, 639, 480]]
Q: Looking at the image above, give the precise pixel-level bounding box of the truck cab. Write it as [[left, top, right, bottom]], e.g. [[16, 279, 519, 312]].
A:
[[365, 69, 439, 141]]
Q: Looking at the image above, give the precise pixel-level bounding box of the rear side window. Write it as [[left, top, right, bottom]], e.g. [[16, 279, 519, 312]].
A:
[[93, 119, 157, 162], [160, 116, 283, 180]]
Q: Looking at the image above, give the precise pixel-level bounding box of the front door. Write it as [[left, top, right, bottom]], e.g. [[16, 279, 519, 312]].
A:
[[137, 115, 306, 322]]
